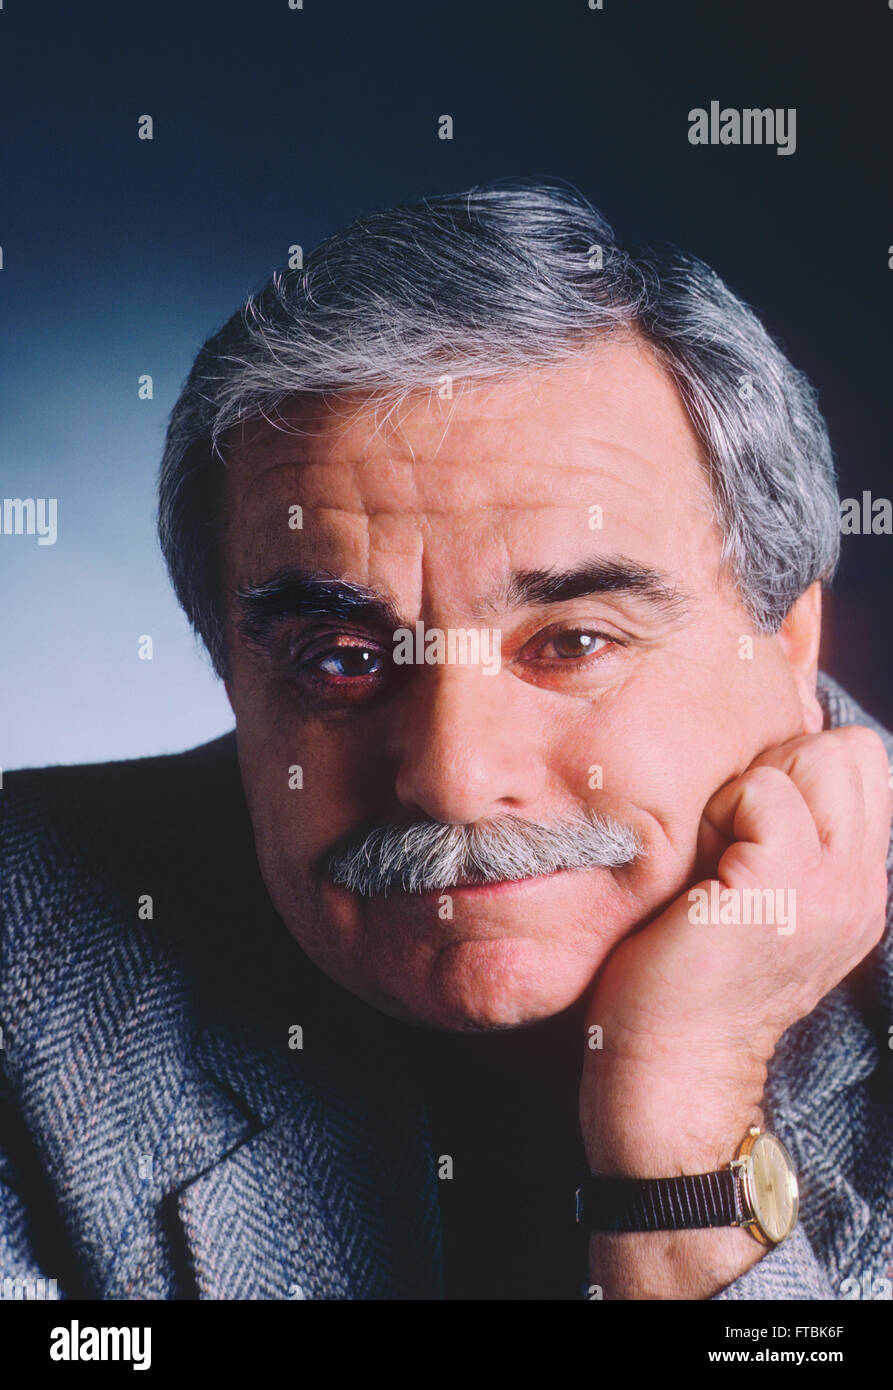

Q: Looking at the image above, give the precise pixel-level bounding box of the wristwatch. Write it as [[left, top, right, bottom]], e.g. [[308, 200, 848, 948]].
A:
[[576, 1126, 799, 1246]]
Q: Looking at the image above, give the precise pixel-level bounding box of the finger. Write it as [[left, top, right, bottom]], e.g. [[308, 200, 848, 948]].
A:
[[699, 763, 822, 876], [829, 724, 893, 865], [753, 726, 890, 862]]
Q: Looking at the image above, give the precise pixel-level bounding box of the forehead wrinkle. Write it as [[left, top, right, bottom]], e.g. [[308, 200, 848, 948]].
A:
[[236, 443, 693, 521], [243, 445, 649, 492], [575, 431, 713, 497], [366, 507, 426, 619]]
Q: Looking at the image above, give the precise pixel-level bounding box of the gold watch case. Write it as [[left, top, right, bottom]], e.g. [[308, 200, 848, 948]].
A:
[[732, 1126, 800, 1245]]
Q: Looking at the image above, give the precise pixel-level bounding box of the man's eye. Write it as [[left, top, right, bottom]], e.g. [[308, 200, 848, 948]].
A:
[[310, 645, 385, 678], [541, 630, 612, 660]]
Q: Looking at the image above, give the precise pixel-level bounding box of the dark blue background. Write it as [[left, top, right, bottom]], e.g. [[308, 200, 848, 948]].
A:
[[2, 0, 890, 765]]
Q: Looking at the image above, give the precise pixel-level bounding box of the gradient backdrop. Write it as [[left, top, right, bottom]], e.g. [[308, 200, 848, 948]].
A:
[[2, 0, 891, 768]]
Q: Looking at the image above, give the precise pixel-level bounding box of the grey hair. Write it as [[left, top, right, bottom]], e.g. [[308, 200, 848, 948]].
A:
[[157, 178, 840, 679], [324, 806, 645, 898]]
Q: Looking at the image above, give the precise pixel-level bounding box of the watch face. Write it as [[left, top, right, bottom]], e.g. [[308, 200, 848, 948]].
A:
[[745, 1133, 799, 1243]]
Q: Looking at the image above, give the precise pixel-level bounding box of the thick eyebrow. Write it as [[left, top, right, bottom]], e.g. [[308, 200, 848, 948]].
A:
[[234, 554, 695, 651], [234, 569, 403, 648], [475, 557, 696, 620]]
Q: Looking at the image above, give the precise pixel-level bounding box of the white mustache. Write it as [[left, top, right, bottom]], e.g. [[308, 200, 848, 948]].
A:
[[325, 809, 645, 897]]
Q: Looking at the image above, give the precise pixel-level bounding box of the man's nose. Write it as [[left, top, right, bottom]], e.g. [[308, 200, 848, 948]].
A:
[[387, 665, 545, 824]]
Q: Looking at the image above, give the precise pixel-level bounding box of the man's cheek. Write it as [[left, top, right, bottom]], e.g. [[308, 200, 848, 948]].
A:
[[235, 745, 316, 883], [738, 644, 812, 741]]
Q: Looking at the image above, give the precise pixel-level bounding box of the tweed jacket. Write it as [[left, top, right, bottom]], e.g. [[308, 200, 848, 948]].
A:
[[1, 670, 891, 1300]]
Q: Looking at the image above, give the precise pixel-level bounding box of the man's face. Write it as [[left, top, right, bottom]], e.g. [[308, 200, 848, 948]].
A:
[[222, 337, 818, 1031]]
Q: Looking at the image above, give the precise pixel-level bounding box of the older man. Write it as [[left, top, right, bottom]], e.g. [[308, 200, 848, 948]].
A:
[[2, 182, 891, 1302]]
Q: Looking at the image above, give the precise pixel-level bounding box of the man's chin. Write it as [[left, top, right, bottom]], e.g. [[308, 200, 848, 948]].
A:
[[383, 934, 600, 1033], [289, 866, 637, 1030]]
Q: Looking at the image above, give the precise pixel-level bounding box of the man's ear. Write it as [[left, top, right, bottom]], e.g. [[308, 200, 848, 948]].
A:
[[224, 677, 236, 717], [776, 581, 824, 735]]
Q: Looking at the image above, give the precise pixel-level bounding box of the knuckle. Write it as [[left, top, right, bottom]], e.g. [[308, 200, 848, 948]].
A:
[[838, 723, 887, 762], [740, 763, 791, 796]]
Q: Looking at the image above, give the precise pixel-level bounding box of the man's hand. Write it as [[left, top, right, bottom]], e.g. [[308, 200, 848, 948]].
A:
[[580, 724, 892, 1299]]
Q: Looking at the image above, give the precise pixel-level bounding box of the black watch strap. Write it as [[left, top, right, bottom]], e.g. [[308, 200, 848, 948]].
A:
[[576, 1167, 746, 1233]]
